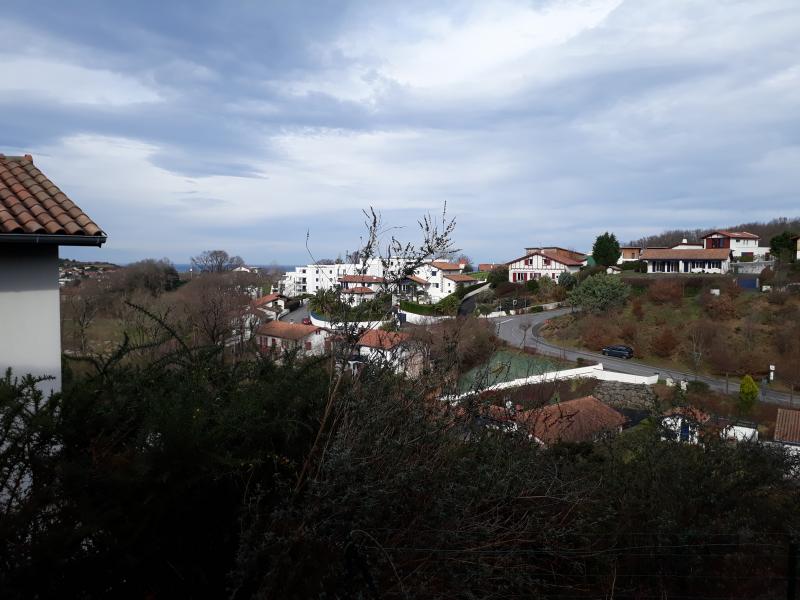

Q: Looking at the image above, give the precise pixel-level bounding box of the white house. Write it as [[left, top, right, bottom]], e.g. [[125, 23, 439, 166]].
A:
[[640, 248, 731, 274], [0, 154, 106, 394], [255, 320, 330, 356], [701, 230, 768, 260], [792, 235, 800, 261], [507, 247, 584, 283], [356, 329, 423, 376], [278, 257, 474, 304]]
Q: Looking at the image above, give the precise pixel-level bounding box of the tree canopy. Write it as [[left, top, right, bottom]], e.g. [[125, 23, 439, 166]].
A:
[[568, 273, 630, 313], [769, 230, 797, 261], [592, 232, 621, 266], [190, 249, 246, 273]]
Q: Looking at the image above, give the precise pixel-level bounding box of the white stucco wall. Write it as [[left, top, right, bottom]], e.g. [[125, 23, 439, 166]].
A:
[[0, 244, 61, 394], [508, 254, 579, 282]]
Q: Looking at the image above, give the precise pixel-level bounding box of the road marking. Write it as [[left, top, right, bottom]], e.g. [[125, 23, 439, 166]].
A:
[[499, 319, 514, 324]]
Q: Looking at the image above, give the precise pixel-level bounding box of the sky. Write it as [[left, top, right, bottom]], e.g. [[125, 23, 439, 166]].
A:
[[1, 0, 799, 265]]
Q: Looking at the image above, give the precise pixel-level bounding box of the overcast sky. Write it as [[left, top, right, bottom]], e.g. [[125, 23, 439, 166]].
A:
[[2, 0, 798, 265]]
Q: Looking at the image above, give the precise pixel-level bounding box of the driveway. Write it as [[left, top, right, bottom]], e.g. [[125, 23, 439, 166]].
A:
[[490, 309, 795, 407], [281, 302, 309, 323]]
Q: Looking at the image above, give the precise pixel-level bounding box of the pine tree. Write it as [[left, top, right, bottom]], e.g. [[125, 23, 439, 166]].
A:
[[592, 232, 621, 267]]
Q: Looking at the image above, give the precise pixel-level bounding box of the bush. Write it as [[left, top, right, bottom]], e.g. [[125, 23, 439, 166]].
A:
[[647, 280, 684, 305], [620, 321, 638, 344], [703, 294, 738, 320], [568, 274, 631, 314], [487, 267, 509, 288], [525, 279, 540, 294], [558, 272, 577, 289], [687, 380, 710, 394], [651, 328, 679, 357], [631, 297, 645, 321], [738, 374, 759, 414]]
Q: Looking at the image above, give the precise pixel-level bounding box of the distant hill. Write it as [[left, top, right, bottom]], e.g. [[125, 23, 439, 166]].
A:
[[58, 258, 120, 269], [628, 217, 800, 248]]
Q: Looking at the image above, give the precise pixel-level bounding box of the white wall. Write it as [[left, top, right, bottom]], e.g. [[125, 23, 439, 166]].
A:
[[0, 244, 61, 394], [508, 254, 579, 282]]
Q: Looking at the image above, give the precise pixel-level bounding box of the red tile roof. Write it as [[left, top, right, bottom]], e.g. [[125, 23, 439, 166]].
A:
[[444, 273, 477, 283], [701, 230, 760, 240], [431, 261, 462, 270], [640, 248, 730, 260], [253, 293, 284, 306], [406, 274, 429, 285], [358, 329, 410, 350], [516, 396, 626, 445], [339, 274, 385, 283], [344, 286, 376, 295], [0, 154, 105, 244], [256, 320, 320, 340], [775, 409, 800, 444], [506, 250, 584, 267], [478, 263, 502, 271]]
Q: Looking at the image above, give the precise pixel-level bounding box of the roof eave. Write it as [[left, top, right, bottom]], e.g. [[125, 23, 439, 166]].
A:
[[0, 233, 107, 247]]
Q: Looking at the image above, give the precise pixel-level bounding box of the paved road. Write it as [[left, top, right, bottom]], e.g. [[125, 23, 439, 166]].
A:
[[490, 309, 796, 407], [281, 302, 309, 323]]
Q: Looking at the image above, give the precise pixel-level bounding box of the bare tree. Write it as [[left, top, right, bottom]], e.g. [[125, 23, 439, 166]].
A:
[[177, 273, 250, 348], [190, 250, 246, 273], [685, 321, 717, 378], [62, 280, 104, 354]]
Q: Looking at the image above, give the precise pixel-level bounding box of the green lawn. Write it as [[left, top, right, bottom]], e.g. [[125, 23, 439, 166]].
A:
[[458, 350, 564, 393]]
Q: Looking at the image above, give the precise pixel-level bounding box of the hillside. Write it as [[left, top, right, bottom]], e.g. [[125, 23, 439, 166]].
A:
[[628, 216, 800, 247]]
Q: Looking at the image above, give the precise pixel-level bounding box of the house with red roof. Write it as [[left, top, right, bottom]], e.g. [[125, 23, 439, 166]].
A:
[[356, 328, 423, 376], [515, 396, 626, 446], [506, 246, 585, 283], [255, 320, 330, 356], [701, 230, 768, 260], [0, 154, 106, 393]]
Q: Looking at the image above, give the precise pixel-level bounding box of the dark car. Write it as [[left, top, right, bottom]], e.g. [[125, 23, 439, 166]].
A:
[[601, 344, 634, 359], [301, 317, 312, 325]]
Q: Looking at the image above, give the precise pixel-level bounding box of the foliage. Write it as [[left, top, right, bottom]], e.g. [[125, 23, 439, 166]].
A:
[[568, 273, 630, 314], [487, 266, 509, 288], [557, 271, 577, 289], [524, 278, 539, 294], [647, 279, 684, 305], [190, 249, 246, 273], [770, 230, 797, 261], [650, 327, 679, 357], [738, 374, 759, 414], [591, 231, 621, 267]]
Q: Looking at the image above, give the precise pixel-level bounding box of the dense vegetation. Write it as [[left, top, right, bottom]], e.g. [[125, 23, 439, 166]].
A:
[[629, 216, 800, 248]]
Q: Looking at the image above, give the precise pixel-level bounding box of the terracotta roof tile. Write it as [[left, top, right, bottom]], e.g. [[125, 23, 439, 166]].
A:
[[344, 286, 376, 294], [516, 396, 626, 445], [406, 274, 429, 285], [640, 248, 730, 260], [431, 261, 462, 270], [358, 329, 410, 350], [775, 409, 800, 444], [0, 154, 105, 242], [701, 230, 760, 240], [444, 273, 478, 282]]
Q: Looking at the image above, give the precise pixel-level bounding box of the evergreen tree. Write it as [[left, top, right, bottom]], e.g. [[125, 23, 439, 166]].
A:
[[769, 230, 797, 261], [738, 374, 759, 414], [592, 232, 621, 266]]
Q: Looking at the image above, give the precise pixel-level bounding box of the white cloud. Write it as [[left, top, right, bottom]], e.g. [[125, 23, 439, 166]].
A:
[[0, 55, 161, 106]]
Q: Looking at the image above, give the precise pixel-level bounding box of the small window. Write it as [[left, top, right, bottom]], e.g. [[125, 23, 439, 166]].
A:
[[304, 341, 312, 351], [543, 258, 551, 266]]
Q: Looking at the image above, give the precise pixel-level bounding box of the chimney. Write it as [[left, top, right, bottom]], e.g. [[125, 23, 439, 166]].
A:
[[23, 154, 33, 162]]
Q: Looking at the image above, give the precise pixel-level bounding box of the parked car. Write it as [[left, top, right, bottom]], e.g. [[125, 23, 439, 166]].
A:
[[601, 344, 634, 359], [301, 317, 312, 325]]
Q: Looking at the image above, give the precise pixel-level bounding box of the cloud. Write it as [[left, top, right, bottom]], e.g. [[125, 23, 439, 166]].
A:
[[1, 0, 798, 264]]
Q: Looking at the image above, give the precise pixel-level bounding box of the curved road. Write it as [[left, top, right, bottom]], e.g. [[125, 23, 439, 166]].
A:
[[490, 308, 796, 407]]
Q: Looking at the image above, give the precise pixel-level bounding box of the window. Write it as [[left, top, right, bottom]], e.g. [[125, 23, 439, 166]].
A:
[[431, 269, 438, 276], [543, 258, 551, 266], [304, 341, 312, 351]]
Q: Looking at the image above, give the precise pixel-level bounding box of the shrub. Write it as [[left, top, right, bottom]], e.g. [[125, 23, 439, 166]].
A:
[[647, 280, 684, 305], [767, 291, 788, 305], [525, 279, 540, 294], [651, 328, 679, 357], [558, 272, 577, 289], [631, 297, 645, 321], [580, 317, 616, 351], [568, 274, 631, 314], [487, 267, 509, 288], [738, 374, 759, 414], [686, 380, 710, 394], [703, 294, 738, 320], [620, 321, 638, 344]]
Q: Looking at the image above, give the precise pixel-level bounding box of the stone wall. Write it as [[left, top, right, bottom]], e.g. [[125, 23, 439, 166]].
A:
[[593, 380, 658, 411]]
